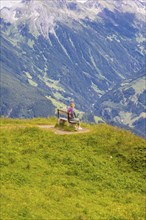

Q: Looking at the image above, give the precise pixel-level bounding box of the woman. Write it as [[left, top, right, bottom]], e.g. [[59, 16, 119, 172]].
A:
[[67, 101, 82, 130]]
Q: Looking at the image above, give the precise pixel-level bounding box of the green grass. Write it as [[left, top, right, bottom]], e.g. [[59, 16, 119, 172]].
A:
[[0, 118, 146, 220], [0, 117, 56, 126]]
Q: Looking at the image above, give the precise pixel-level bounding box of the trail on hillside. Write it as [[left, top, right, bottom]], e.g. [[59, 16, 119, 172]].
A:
[[37, 125, 90, 135], [0, 124, 90, 135]]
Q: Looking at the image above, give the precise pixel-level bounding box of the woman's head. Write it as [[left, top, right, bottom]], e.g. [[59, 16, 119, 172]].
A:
[[70, 101, 75, 108]]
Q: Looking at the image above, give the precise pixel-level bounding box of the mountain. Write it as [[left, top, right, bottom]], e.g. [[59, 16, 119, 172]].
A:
[[0, 0, 146, 136], [94, 69, 146, 138], [0, 63, 55, 118]]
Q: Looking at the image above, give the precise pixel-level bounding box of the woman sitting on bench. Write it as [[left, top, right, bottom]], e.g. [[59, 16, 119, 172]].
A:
[[67, 100, 82, 130]]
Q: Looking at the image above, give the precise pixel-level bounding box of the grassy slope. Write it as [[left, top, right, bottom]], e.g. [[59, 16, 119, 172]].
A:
[[0, 65, 55, 118], [0, 118, 146, 220]]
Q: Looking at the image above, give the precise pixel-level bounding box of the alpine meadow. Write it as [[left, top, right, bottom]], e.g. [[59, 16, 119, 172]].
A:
[[0, 118, 146, 220]]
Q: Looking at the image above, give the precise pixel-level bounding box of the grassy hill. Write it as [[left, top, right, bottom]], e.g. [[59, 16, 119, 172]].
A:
[[0, 118, 145, 220]]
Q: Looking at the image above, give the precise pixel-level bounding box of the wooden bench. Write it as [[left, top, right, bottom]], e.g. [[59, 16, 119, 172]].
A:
[[57, 109, 79, 126]]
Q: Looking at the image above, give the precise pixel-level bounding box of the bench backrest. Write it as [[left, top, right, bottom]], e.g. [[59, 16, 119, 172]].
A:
[[57, 109, 70, 121]]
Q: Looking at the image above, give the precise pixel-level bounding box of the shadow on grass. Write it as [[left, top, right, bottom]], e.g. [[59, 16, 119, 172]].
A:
[[55, 123, 77, 132]]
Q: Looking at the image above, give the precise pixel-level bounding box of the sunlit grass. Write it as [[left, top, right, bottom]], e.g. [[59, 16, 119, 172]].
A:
[[0, 118, 145, 220], [0, 117, 56, 126]]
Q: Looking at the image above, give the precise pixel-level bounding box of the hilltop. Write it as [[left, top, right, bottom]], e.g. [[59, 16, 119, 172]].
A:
[[0, 118, 145, 220]]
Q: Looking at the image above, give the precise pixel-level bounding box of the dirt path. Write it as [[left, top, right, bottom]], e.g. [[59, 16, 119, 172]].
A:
[[37, 125, 90, 135], [0, 124, 90, 135]]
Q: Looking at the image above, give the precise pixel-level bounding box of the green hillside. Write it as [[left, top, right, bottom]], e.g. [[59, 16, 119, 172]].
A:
[[0, 65, 55, 118], [0, 118, 145, 220]]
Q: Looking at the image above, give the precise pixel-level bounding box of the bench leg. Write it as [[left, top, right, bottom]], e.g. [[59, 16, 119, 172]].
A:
[[58, 118, 60, 125], [59, 119, 67, 125]]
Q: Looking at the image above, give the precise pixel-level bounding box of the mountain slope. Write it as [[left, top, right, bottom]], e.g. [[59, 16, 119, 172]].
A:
[[94, 70, 146, 138], [0, 118, 146, 219], [0, 0, 146, 136], [0, 51, 55, 118]]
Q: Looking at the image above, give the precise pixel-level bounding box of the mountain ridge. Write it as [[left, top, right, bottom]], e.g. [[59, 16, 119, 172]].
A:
[[0, 0, 145, 38]]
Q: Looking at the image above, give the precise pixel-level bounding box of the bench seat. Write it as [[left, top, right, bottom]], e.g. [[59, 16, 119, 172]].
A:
[[57, 109, 79, 126], [69, 120, 79, 124], [59, 117, 68, 121]]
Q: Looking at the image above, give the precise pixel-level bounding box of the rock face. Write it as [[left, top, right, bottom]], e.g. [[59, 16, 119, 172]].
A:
[[0, 0, 146, 136]]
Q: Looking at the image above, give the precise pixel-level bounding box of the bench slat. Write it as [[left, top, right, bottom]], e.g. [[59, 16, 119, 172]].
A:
[[58, 109, 69, 117], [59, 117, 68, 121], [58, 109, 68, 114]]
